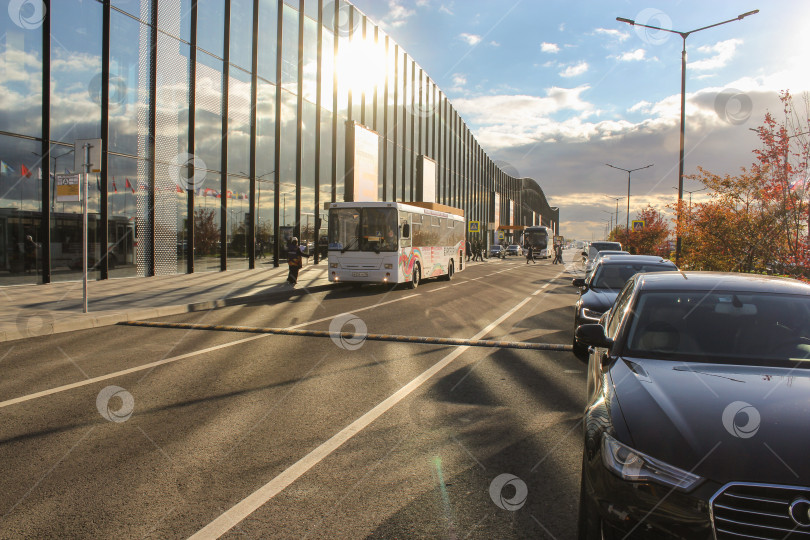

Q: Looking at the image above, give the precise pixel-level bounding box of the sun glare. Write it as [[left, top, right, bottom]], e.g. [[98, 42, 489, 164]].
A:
[[336, 37, 387, 98]]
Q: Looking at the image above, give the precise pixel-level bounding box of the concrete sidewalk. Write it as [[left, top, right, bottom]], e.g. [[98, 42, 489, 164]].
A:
[[0, 257, 504, 343], [0, 261, 335, 343]]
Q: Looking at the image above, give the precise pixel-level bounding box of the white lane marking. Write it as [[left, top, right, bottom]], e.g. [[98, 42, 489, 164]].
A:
[[432, 286, 449, 291], [187, 283, 551, 540], [0, 295, 418, 410]]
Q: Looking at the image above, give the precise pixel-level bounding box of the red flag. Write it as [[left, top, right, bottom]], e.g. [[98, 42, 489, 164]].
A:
[[125, 178, 135, 193], [112, 179, 118, 193], [20, 164, 31, 178]]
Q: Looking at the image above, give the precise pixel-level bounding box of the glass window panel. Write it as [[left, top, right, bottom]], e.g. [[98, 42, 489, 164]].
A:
[[0, 5, 42, 138], [50, 0, 102, 143], [320, 27, 334, 112], [197, 0, 225, 57], [195, 51, 223, 173], [335, 113, 346, 202], [349, 11, 362, 122], [194, 172, 221, 271], [157, 0, 191, 42], [106, 154, 140, 278], [109, 10, 150, 158], [301, 100, 316, 249], [279, 89, 297, 226], [226, 174, 250, 269], [229, 0, 254, 70], [257, 0, 278, 83], [319, 108, 333, 201], [280, 4, 299, 94], [304, 0, 319, 21], [0, 135, 43, 285], [256, 80, 276, 181], [302, 13, 318, 104], [111, 0, 151, 22], [227, 67, 251, 176]]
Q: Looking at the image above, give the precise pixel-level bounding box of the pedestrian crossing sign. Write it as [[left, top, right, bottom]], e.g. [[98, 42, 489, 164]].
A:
[[468, 221, 480, 232], [632, 220, 645, 231]]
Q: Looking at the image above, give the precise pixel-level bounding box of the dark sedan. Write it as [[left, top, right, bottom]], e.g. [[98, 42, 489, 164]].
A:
[[572, 255, 677, 354], [576, 272, 810, 539]]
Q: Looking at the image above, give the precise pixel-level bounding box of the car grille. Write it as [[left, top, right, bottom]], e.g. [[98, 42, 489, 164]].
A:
[[712, 483, 810, 539]]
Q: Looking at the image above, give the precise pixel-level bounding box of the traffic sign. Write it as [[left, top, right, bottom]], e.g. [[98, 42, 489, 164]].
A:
[[632, 220, 645, 231], [497, 231, 505, 241], [468, 220, 480, 233], [56, 173, 81, 202]]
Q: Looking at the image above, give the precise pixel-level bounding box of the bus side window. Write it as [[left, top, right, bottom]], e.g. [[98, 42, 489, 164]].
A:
[[400, 214, 411, 248]]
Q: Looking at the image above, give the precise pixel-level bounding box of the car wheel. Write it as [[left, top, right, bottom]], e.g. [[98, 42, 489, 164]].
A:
[[408, 263, 421, 289], [577, 453, 606, 540]]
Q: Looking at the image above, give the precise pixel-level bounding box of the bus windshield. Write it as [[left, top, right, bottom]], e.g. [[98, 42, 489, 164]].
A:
[[329, 207, 399, 252], [524, 228, 549, 250]]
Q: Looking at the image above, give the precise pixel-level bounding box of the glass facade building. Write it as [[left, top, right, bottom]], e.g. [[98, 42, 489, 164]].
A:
[[0, 0, 559, 286]]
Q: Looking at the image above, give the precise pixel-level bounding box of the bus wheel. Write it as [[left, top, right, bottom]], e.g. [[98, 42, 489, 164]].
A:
[[409, 264, 421, 289], [443, 261, 454, 281]]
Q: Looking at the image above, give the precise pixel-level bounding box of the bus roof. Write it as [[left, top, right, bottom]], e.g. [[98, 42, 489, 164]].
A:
[[328, 201, 464, 219]]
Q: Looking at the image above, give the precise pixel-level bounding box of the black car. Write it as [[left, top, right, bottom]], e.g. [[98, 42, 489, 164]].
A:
[[576, 272, 810, 539], [489, 245, 505, 258], [582, 240, 622, 265], [572, 255, 677, 354]]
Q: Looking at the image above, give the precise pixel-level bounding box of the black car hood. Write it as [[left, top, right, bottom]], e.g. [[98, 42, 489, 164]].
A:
[[580, 288, 618, 313], [610, 358, 810, 486]]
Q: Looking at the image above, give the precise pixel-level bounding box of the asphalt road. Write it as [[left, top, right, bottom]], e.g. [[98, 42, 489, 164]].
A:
[[0, 254, 586, 539]]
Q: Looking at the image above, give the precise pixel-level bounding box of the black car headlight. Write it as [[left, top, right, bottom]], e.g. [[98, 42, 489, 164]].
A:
[[601, 433, 703, 491], [581, 307, 604, 320]]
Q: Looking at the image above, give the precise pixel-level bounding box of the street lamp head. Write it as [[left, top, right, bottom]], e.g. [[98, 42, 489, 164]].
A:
[[738, 9, 759, 19], [616, 17, 635, 25]]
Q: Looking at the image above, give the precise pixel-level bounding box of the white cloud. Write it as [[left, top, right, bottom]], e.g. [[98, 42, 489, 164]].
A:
[[541, 42, 559, 53], [614, 48, 645, 62], [379, 1, 415, 30], [490, 41, 500, 47], [558, 23, 566, 32], [559, 61, 588, 78], [628, 100, 652, 113], [690, 38, 742, 71], [449, 73, 467, 93], [459, 33, 482, 46], [439, 4, 453, 15], [594, 28, 630, 42]]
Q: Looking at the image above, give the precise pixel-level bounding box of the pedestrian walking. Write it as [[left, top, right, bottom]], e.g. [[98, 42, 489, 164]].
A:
[[257, 239, 265, 259], [474, 242, 483, 261], [552, 243, 563, 265], [286, 237, 310, 286], [465, 240, 472, 261], [526, 245, 536, 264]]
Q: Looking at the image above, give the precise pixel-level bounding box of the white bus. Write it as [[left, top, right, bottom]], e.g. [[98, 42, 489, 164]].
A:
[[327, 201, 465, 288], [523, 225, 552, 259]]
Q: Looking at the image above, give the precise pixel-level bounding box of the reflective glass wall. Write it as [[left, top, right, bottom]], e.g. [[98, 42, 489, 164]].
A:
[[0, 0, 555, 287]]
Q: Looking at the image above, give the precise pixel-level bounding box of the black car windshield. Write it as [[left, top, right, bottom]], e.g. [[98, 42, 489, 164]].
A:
[[590, 263, 674, 290], [624, 291, 810, 365]]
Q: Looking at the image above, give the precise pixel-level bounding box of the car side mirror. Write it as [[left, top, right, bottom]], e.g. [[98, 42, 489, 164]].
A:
[[572, 277, 586, 288], [581, 251, 587, 257], [575, 324, 613, 350]]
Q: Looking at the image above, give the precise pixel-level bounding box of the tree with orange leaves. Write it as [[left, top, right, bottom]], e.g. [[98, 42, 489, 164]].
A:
[[614, 205, 670, 256]]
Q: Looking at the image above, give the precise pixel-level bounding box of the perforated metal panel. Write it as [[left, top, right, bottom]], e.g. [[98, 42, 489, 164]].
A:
[[136, 6, 153, 277]]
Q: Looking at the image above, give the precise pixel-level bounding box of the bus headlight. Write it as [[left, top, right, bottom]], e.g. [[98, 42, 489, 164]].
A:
[[384, 263, 393, 269]]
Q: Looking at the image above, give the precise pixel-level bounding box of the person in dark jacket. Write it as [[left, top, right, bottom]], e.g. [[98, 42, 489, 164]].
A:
[[465, 240, 472, 261], [286, 237, 310, 286], [526, 245, 535, 264]]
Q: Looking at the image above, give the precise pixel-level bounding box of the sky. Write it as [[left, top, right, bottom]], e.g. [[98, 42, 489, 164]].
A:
[[350, 0, 810, 241]]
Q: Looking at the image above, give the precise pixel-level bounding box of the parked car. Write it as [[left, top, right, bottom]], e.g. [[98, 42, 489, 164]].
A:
[[584, 249, 629, 275], [572, 255, 677, 354], [505, 244, 522, 256], [489, 245, 505, 258], [576, 271, 810, 538], [582, 241, 621, 265]]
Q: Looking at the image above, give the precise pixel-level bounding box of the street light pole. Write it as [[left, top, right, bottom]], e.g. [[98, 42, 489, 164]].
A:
[[617, 9, 759, 265], [605, 163, 653, 230]]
